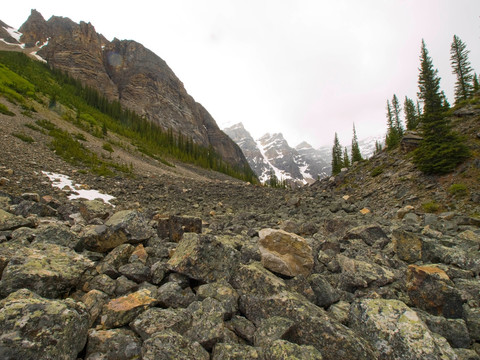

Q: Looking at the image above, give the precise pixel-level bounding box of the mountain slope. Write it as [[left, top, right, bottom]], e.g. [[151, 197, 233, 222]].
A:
[[0, 10, 250, 172]]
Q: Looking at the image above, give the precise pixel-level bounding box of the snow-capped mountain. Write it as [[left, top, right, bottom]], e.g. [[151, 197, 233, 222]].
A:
[[224, 123, 385, 185], [224, 123, 330, 185]]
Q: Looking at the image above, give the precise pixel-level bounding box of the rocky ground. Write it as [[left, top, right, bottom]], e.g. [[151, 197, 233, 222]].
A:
[[1, 99, 480, 359]]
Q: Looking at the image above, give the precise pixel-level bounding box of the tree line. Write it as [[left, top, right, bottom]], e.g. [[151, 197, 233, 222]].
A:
[[331, 34, 476, 176]]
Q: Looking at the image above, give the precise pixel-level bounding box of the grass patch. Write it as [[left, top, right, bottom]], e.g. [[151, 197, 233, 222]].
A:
[[73, 132, 87, 141], [448, 183, 468, 197], [0, 103, 14, 116], [422, 201, 441, 213], [24, 123, 44, 133], [12, 132, 34, 143], [370, 165, 385, 177]]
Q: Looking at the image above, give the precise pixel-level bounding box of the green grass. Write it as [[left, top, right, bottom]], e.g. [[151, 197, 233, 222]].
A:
[[0, 103, 14, 116], [370, 165, 385, 177], [12, 132, 34, 143], [448, 183, 468, 197], [422, 201, 441, 213]]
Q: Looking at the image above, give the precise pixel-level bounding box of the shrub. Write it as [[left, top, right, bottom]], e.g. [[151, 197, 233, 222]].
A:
[[422, 201, 441, 213], [0, 103, 14, 116], [73, 132, 87, 141], [102, 143, 114, 153], [448, 183, 468, 197], [370, 165, 385, 177], [12, 132, 34, 143]]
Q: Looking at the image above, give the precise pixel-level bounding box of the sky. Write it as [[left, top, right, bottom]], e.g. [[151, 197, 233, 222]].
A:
[[2, 1, 480, 148]]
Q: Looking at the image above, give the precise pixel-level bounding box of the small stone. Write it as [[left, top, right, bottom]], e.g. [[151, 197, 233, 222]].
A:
[[360, 207, 371, 215], [397, 205, 415, 219]]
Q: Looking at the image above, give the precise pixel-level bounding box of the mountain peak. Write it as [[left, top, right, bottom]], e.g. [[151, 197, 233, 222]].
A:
[[295, 141, 313, 150], [19, 9, 48, 46]]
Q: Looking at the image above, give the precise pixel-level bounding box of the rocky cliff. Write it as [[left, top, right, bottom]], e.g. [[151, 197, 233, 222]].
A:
[[8, 9, 248, 170]]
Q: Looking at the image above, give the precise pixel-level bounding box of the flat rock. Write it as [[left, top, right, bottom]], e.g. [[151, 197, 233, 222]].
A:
[[130, 307, 192, 340], [85, 328, 142, 360], [0, 209, 35, 231], [105, 210, 154, 243], [141, 329, 209, 360], [259, 228, 314, 277]]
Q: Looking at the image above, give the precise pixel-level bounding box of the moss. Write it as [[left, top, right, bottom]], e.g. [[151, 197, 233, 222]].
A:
[[422, 201, 441, 213]]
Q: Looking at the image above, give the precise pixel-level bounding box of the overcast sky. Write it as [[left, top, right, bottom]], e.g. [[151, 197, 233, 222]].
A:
[[3, 1, 480, 148]]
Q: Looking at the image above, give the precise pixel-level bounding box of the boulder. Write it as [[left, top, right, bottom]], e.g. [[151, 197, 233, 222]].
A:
[[227, 315, 256, 344], [343, 224, 389, 247], [81, 289, 109, 327], [349, 298, 457, 360], [464, 307, 480, 342], [118, 262, 151, 283], [211, 343, 263, 359], [130, 307, 192, 340], [100, 289, 157, 329], [417, 309, 471, 348], [308, 273, 340, 308], [196, 280, 239, 317], [14, 200, 56, 217], [392, 229, 422, 263], [30, 223, 78, 248], [0, 208, 35, 231], [156, 282, 197, 308], [96, 243, 135, 278], [0, 289, 89, 360], [85, 328, 142, 360], [83, 274, 116, 296], [141, 329, 209, 360], [168, 233, 240, 283], [79, 199, 112, 222], [263, 340, 324, 360], [114, 275, 138, 296], [105, 210, 155, 243], [80, 224, 128, 253], [253, 316, 295, 347], [258, 228, 314, 277], [406, 265, 464, 319], [0, 242, 93, 298]]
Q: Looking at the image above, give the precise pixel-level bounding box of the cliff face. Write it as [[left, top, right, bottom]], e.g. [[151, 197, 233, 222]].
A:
[[17, 10, 249, 170]]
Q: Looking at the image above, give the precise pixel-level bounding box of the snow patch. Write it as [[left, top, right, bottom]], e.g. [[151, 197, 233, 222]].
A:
[[4, 26, 22, 43], [42, 171, 115, 205], [30, 51, 47, 63], [256, 138, 291, 183]]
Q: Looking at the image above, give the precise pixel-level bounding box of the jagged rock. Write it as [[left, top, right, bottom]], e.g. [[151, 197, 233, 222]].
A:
[[253, 316, 295, 347], [80, 224, 128, 253], [417, 309, 471, 348], [79, 199, 112, 222], [105, 210, 154, 243], [349, 298, 457, 360], [114, 275, 138, 296], [263, 340, 324, 360], [83, 274, 116, 296], [308, 273, 340, 308], [185, 297, 229, 350], [150, 260, 167, 285], [454, 348, 480, 360], [0, 242, 93, 298], [422, 239, 480, 275], [392, 229, 422, 263], [0, 209, 35, 231], [0, 289, 89, 360], [100, 289, 157, 329], [343, 224, 389, 248], [129, 244, 148, 264], [211, 343, 263, 359], [327, 300, 351, 324], [196, 280, 239, 317], [336, 254, 396, 291], [118, 262, 151, 283], [406, 265, 464, 319], [464, 307, 480, 342], [401, 131, 423, 152], [81, 289, 109, 327], [141, 329, 209, 360], [167, 233, 240, 283], [227, 315, 256, 344], [130, 307, 192, 340], [21, 193, 40, 202], [258, 228, 314, 277], [231, 262, 289, 298], [30, 223, 78, 248], [397, 205, 415, 219], [14, 200, 56, 217], [156, 282, 197, 308], [96, 243, 135, 277], [286, 274, 316, 303], [157, 215, 202, 241], [85, 328, 142, 360]]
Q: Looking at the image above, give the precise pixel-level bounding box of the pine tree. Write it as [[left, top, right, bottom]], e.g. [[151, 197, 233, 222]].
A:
[[473, 73, 480, 94], [391, 94, 404, 137], [343, 147, 350, 168], [351, 124, 363, 162], [374, 140, 383, 154], [331, 132, 343, 175], [404, 96, 419, 130], [385, 99, 401, 149], [413, 40, 470, 174], [450, 35, 473, 103]]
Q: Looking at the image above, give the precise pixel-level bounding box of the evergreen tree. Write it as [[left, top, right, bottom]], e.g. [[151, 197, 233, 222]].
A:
[[331, 132, 343, 175], [385, 99, 401, 149], [473, 73, 480, 94], [450, 35, 474, 103], [351, 124, 363, 162], [441, 91, 450, 110], [391, 94, 404, 136], [404, 96, 419, 130], [343, 147, 350, 168], [413, 40, 470, 174], [374, 140, 383, 155]]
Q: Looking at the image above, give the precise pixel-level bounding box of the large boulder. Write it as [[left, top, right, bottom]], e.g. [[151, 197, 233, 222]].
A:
[[168, 233, 240, 283], [406, 265, 464, 319], [392, 229, 423, 263], [157, 215, 202, 241], [130, 307, 192, 340], [141, 329, 209, 360], [0, 289, 89, 360], [0, 243, 93, 298], [211, 343, 263, 359], [258, 228, 314, 277], [105, 210, 155, 243], [263, 340, 324, 360], [343, 224, 389, 248], [349, 298, 457, 360], [0, 209, 35, 231], [85, 328, 142, 360]]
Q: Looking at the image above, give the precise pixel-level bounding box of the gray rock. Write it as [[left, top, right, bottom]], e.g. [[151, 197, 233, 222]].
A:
[[105, 210, 155, 243], [454, 348, 480, 360], [118, 262, 151, 283], [130, 307, 192, 340], [141, 329, 209, 360], [253, 316, 295, 347], [0, 289, 89, 360], [308, 273, 340, 308], [0, 242, 93, 298], [168, 233, 240, 283], [31, 223, 78, 248], [96, 243, 135, 278], [14, 200, 56, 217], [84, 274, 116, 296], [157, 215, 202, 241], [85, 328, 142, 360], [392, 229, 422, 263], [344, 224, 389, 248], [79, 199, 112, 222], [464, 307, 480, 342], [227, 315, 256, 344], [196, 280, 239, 317], [150, 261, 168, 285], [156, 282, 197, 308], [349, 298, 457, 360], [0, 208, 35, 231], [417, 309, 471, 348], [80, 224, 128, 253], [114, 275, 138, 296]]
